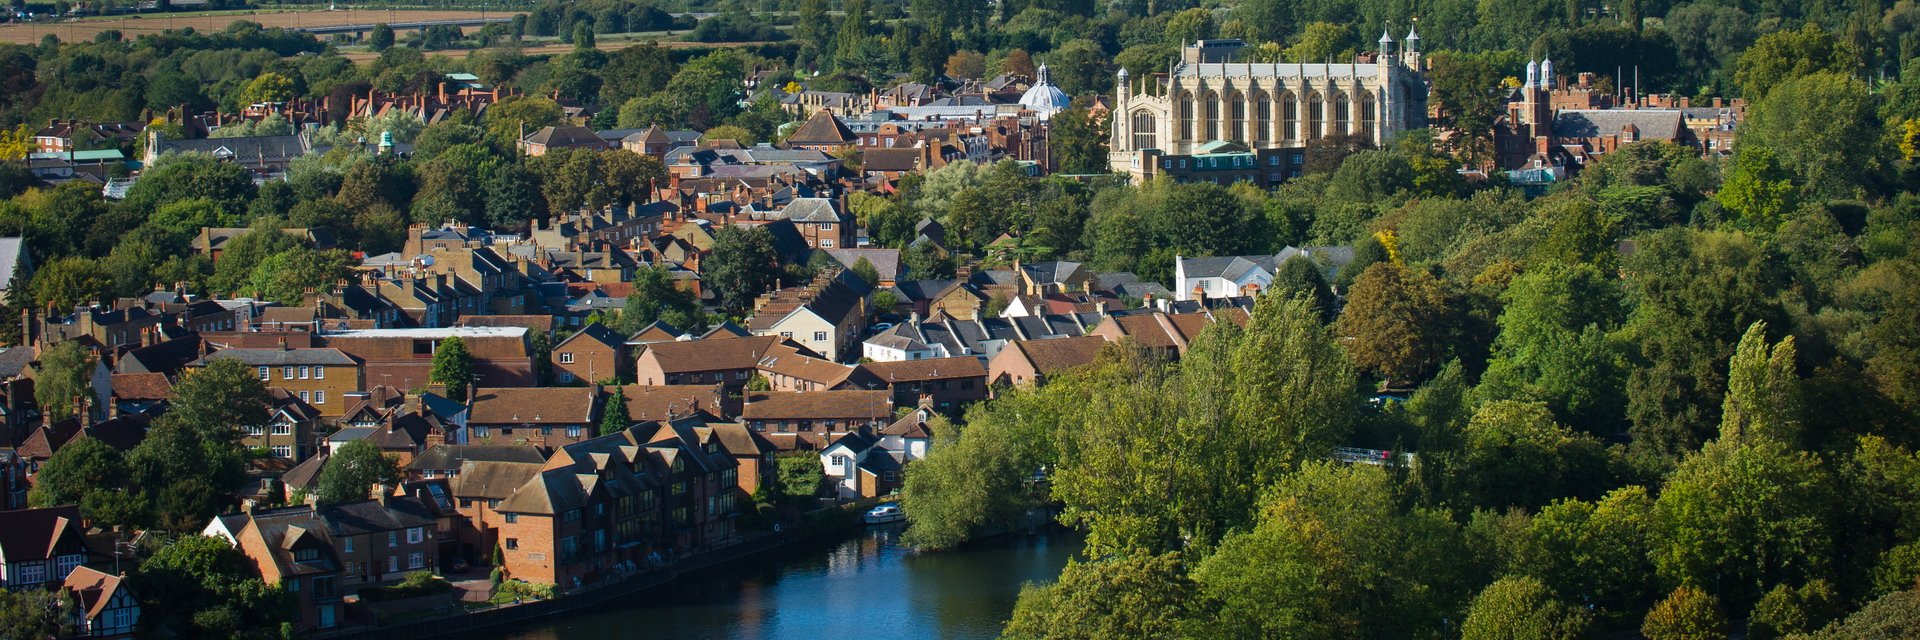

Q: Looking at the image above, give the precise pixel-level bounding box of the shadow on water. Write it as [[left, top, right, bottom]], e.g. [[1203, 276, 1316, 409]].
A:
[[492, 525, 1083, 640]]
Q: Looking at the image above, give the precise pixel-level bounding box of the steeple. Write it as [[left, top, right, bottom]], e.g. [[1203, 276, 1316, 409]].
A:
[[1525, 59, 1538, 89], [1379, 27, 1394, 54], [1540, 56, 1553, 89], [1405, 25, 1420, 51]]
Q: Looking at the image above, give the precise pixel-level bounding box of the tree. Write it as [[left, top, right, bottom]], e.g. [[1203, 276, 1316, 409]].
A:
[[1738, 72, 1884, 199], [601, 387, 631, 436], [775, 452, 822, 504], [706, 226, 781, 316], [133, 535, 290, 639], [29, 256, 107, 311], [1721, 321, 1803, 444], [701, 124, 755, 146], [1002, 553, 1195, 640], [902, 238, 954, 279], [1749, 580, 1841, 640], [1642, 587, 1728, 640], [34, 340, 93, 421], [572, 22, 595, 49], [0, 587, 72, 639], [430, 336, 474, 399], [849, 256, 881, 286], [27, 435, 124, 506], [944, 50, 986, 79], [1450, 400, 1607, 510], [1337, 262, 1452, 384], [368, 23, 395, 51], [315, 439, 400, 505], [1191, 462, 1462, 639], [1718, 147, 1800, 232], [1811, 587, 1920, 639], [484, 96, 564, 150], [1654, 437, 1835, 608], [1518, 486, 1660, 614], [1474, 261, 1627, 434], [1461, 576, 1592, 640], [1048, 107, 1109, 174], [1731, 23, 1860, 99]]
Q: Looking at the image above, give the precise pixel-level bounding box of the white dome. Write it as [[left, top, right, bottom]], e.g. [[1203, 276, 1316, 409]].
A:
[[1019, 64, 1072, 118]]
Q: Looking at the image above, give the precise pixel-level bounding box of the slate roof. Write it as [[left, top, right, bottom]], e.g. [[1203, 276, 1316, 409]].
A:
[[0, 347, 32, 379], [407, 444, 547, 472], [0, 505, 85, 565], [779, 198, 841, 223], [825, 248, 903, 284], [1552, 109, 1685, 140], [524, 125, 609, 148], [192, 347, 357, 367], [862, 148, 922, 172], [317, 496, 438, 535]]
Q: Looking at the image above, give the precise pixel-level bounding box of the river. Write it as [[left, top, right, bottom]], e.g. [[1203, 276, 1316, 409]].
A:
[[488, 525, 1083, 640]]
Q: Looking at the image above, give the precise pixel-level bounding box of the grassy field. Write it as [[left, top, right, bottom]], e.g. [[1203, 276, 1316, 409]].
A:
[[0, 8, 500, 44]]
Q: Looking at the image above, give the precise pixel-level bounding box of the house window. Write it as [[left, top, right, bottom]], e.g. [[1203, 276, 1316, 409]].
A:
[[780, 332, 792, 338], [284, 366, 295, 380], [813, 331, 827, 341], [299, 366, 311, 379], [247, 425, 265, 436], [15, 563, 45, 584], [55, 554, 81, 579], [408, 552, 424, 569], [387, 532, 398, 548], [272, 422, 292, 435], [344, 537, 355, 553], [300, 391, 310, 403], [560, 353, 574, 364], [314, 390, 325, 404], [315, 365, 325, 379], [559, 372, 576, 383], [407, 527, 424, 544], [567, 426, 582, 438], [259, 367, 270, 381], [565, 509, 581, 522], [272, 445, 293, 459], [386, 555, 399, 573], [821, 239, 834, 247], [504, 513, 518, 523], [505, 538, 519, 550], [474, 426, 490, 438]]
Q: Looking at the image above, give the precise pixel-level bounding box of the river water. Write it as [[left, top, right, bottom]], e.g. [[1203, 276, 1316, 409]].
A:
[[489, 525, 1083, 640]]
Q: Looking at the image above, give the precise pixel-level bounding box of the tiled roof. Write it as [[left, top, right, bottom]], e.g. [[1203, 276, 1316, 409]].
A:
[[0, 505, 83, 564], [468, 387, 597, 424], [1006, 335, 1107, 375], [407, 444, 546, 471], [618, 384, 725, 421], [451, 460, 547, 500], [742, 391, 894, 420], [638, 335, 784, 374], [110, 372, 173, 400], [1553, 109, 1685, 140], [524, 125, 608, 148], [858, 356, 987, 382], [192, 347, 357, 367], [787, 109, 856, 144]]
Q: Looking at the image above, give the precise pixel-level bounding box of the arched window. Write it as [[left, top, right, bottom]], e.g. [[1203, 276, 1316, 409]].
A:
[[1306, 92, 1324, 141], [1357, 90, 1377, 140], [1279, 91, 1298, 142], [1252, 90, 1271, 143], [1131, 109, 1157, 150], [1176, 92, 1194, 142], [1226, 90, 1245, 142], [1202, 90, 1220, 141], [1333, 91, 1351, 135]]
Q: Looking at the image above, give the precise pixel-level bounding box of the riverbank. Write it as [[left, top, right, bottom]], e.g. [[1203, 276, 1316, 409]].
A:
[[310, 503, 872, 640], [488, 524, 1083, 639]]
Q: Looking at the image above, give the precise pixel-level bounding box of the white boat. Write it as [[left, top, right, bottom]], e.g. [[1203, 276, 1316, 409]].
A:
[[863, 503, 905, 524]]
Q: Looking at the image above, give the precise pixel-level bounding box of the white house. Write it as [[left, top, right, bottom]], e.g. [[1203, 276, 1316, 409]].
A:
[[819, 432, 900, 499], [1173, 249, 1296, 301], [862, 324, 949, 362], [0, 505, 90, 590]]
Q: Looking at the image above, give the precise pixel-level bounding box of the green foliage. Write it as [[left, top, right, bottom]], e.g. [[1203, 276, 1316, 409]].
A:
[[601, 387, 632, 436], [774, 453, 823, 505], [1642, 586, 1729, 640], [430, 336, 475, 400], [1748, 580, 1841, 640], [619, 265, 701, 334], [1336, 262, 1453, 383], [133, 534, 291, 639], [1460, 576, 1592, 640], [369, 23, 395, 52], [1721, 322, 1804, 444], [33, 340, 93, 421], [0, 586, 73, 639], [706, 225, 781, 316], [316, 439, 401, 505], [1653, 437, 1835, 609], [1002, 552, 1195, 640]]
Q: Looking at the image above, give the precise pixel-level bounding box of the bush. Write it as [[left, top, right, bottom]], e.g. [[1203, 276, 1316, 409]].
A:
[[357, 571, 451, 602], [496, 580, 556, 602]]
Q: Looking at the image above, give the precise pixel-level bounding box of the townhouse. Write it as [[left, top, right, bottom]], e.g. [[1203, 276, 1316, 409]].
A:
[[322, 327, 537, 391], [741, 390, 894, 451], [856, 356, 989, 414], [189, 345, 362, 418], [0, 505, 91, 590], [747, 270, 868, 362]]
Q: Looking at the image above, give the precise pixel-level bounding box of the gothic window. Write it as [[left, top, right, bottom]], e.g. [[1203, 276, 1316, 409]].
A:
[[1280, 91, 1298, 142], [1202, 90, 1220, 141], [1131, 109, 1157, 150], [1357, 90, 1377, 140], [1177, 91, 1194, 142], [1226, 90, 1245, 143], [1307, 92, 1324, 141], [1333, 91, 1351, 134], [1252, 90, 1271, 143]]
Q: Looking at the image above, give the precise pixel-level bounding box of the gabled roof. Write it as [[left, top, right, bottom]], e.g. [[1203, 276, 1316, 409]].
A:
[[619, 384, 726, 421], [786, 109, 857, 145], [637, 335, 784, 375], [407, 444, 547, 471], [317, 496, 438, 535], [62, 566, 129, 619], [523, 125, 608, 148], [191, 347, 358, 367], [742, 390, 893, 420], [1002, 335, 1107, 376], [0, 505, 86, 564], [625, 320, 685, 345], [451, 460, 547, 500], [556, 323, 624, 353]]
